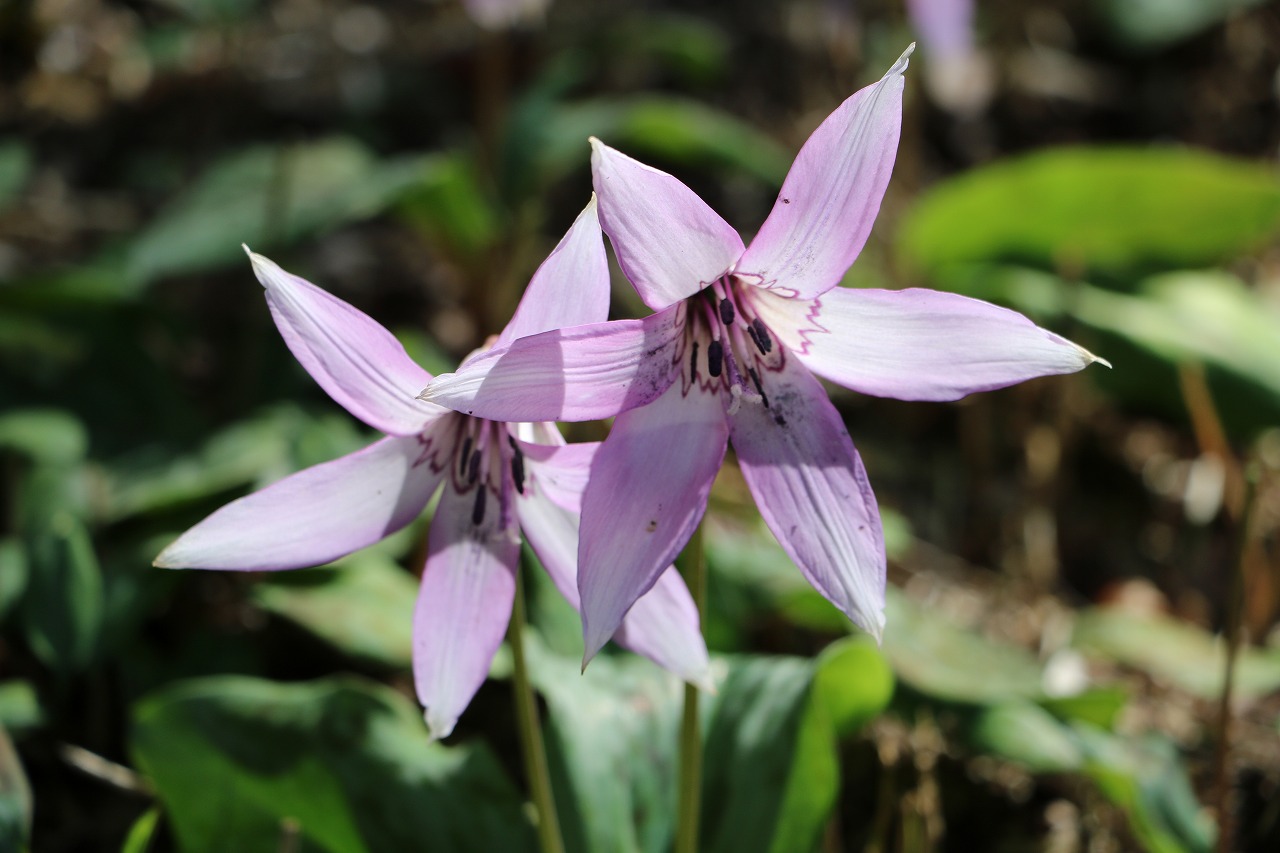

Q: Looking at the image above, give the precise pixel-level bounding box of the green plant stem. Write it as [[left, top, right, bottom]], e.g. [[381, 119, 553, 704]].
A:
[[1211, 464, 1259, 853], [675, 523, 706, 853], [510, 564, 564, 853]]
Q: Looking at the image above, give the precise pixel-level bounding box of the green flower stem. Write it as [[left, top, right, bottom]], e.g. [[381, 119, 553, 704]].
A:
[[510, 564, 565, 853], [675, 523, 707, 853]]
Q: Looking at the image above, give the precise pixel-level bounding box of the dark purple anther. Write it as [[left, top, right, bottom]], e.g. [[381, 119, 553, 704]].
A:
[[690, 341, 699, 377], [472, 485, 486, 525], [511, 444, 525, 495], [468, 448, 481, 484], [752, 318, 773, 354], [719, 298, 735, 325], [459, 436, 473, 476], [707, 340, 724, 377], [747, 366, 770, 408]]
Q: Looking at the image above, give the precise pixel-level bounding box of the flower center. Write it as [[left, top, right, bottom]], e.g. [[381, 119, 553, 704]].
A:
[[450, 417, 524, 527], [685, 275, 781, 417]]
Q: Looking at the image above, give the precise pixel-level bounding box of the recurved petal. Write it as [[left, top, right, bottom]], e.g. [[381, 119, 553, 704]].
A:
[[420, 306, 685, 423], [248, 250, 442, 437], [413, 483, 521, 740], [577, 379, 728, 665], [726, 354, 886, 641], [517, 488, 712, 689], [591, 139, 744, 311], [154, 435, 443, 571], [735, 47, 910, 300], [755, 286, 1105, 402], [495, 197, 610, 348]]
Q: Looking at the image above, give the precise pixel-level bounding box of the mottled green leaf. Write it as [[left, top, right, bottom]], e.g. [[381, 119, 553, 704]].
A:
[[252, 555, 418, 668], [898, 147, 1280, 276], [131, 676, 535, 853]]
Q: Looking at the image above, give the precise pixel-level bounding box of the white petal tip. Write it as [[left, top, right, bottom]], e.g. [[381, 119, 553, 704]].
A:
[[241, 243, 252, 257], [692, 672, 718, 695], [1091, 353, 1113, 370], [424, 710, 456, 741], [888, 43, 916, 77]]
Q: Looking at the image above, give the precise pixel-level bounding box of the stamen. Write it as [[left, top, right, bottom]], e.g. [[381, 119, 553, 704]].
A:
[[752, 318, 773, 353], [747, 366, 769, 408], [690, 341, 699, 378], [510, 444, 525, 494], [472, 485, 486, 525], [719, 298, 735, 325], [707, 340, 723, 377], [459, 436, 473, 477], [746, 324, 765, 354], [467, 449, 481, 484]]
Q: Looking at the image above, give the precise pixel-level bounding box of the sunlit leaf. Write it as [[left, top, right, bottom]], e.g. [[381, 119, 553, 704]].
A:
[[128, 139, 434, 286], [121, 807, 162, 853], [131, 676, 535, 853], [0, 682, 42, 734], [0, 409, 88, 466], [967, 701, 1084, 773], [898, 147, 1280, 276], [252, 555, 418, 669], [1073, 607, 1280, 699], [881, 588, 1046, 704]]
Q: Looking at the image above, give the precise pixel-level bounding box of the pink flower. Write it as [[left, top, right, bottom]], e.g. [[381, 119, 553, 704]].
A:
[[155, 200, 711, 738], [421, 47, 1106, 665]]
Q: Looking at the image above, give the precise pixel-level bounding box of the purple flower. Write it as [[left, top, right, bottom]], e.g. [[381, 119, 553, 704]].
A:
[[420, 47, 1106, 664], [154, 200, 712, 738]]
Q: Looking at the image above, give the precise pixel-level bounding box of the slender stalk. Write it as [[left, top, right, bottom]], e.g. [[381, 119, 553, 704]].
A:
[[1211, 465, 1258, 853], [510, 563, 565, 853], [675, 523, 707, 853]]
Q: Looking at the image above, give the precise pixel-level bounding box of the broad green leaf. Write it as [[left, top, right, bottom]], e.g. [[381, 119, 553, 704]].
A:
[[102, 405, 364, 522], [769, 639, 894, 853], [128, 139, 434, 285], [541, 97, 792, 188], [0, 682, 42, 734], [0, 409, 88, 466], [0, 726, 31, 852], [1095, 0, 1270, 50], [121, 807, 161, 853], [881, 588, 1045, 704], [1074, 727, 1215, 853], [967, 701, 1084, 773], [131, 675, 535, 853], [20, 512, 103, 673], [396, 154, 501, 263], [526, 636, 682, 853], [1073, 608, 1280, 699], [528, 636, 892, 853], [0, 141, 32, 211], [898, 147, 1280, 276], [252, 555, 419, 668]]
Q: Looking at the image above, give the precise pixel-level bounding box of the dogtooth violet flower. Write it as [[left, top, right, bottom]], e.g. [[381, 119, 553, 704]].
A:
[[419, 46, 1108, 664], [154, 199, 712, 738]]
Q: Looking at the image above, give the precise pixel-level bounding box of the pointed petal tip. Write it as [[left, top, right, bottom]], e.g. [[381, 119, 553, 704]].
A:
[[424, 708, 457, 742], [889, 43, 916, 77]]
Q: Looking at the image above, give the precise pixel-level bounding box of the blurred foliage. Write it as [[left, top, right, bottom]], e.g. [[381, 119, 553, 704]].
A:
[[2, 0, 1279, 851]]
